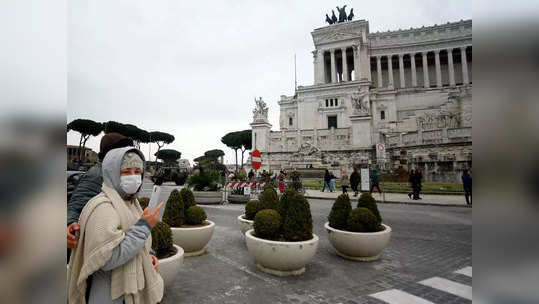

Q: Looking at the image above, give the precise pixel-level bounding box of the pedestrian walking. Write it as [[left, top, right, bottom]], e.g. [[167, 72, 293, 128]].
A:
[[329, 172, 337, 192], [248, 169, 254, 181], [369, 169, 382, 194], [67, 147, 163, 304], [412, 168, 423, 200], [350, 167, 360, 197], [407, 169, 415, 199], [278, 170, 286, 194], [340, 169, 349, 193], [462, 169, 472, 205], [322, 169, 331, 192]]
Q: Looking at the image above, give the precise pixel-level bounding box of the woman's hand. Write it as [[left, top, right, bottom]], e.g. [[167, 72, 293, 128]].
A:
[[141, 202, 164, 228], [150, 254, 159, 273]]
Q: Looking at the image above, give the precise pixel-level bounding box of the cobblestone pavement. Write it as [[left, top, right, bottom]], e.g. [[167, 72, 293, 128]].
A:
[[148, 180, 471, 304]]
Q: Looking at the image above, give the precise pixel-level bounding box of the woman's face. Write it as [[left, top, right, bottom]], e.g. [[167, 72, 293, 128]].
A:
[[120, 167, 142, 176]]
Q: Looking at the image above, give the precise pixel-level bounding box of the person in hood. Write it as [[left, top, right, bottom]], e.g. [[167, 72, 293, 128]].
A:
[[67, 133, 134, 252], [68, 147, 164, 304]]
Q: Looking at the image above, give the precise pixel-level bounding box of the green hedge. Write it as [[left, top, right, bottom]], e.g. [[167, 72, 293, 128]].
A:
[[185, 205, 207, 225], [253, 209, 281, 240], [151, 221, 175, 259], [328, 194, 352, 230], [162, 189, 185, 227], [347, 208, 381, 233]]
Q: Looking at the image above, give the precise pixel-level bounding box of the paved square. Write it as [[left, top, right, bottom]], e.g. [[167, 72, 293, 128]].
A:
[[144, 183, 471, 304]]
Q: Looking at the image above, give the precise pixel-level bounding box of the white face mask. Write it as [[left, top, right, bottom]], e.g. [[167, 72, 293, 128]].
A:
[[120, 174, 142, 194]]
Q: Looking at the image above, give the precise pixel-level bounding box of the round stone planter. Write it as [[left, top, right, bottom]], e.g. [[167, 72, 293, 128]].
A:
[[193, 191, 222, 205], [229, 194, 250, 204], [237, 214, 253, 235], [170, 220, 215, 257], [159, 245, 184, 287], [245, 229, 319, 276], [325, 222, 391, 261]]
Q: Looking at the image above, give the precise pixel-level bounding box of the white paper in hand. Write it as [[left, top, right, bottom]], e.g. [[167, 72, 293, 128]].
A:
[[148, 186, 165, 221]]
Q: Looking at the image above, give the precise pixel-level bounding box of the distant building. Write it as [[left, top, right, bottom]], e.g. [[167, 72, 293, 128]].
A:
[[251, 17, 472, 182], [67, 145, 98, 166]]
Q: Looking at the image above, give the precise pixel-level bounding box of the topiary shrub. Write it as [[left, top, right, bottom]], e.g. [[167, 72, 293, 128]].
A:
[[347, 208, 380, 233], [162, 189, 185, 227], [276, 190, 293, 222], [151, 221, 175, 259], [180, 187, 196, 210], [282, 190, 313, 242], [185, 205, 207, 225], [138, 197, 150, 210], [328, 194, 352, 230], [357, 192, 382, 224], [245, 200, 263, 220], [253, 209, 281, 240], [259, 187, 279, 210]]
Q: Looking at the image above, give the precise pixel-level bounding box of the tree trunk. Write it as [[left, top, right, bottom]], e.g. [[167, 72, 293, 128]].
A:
[[156, 142, 163, 161], [234, 149, 238, 173], [78, 135, 84, 164], [81, 135, 90, 163], [240, 148, 246, 169]]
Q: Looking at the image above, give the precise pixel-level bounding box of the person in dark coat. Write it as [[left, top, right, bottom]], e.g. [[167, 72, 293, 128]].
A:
[[412, 168, 423, 200], [407, 169, 415, 199], [322, 169, 331, 192], [350, 167, 360, 197], [461, 169, 472, 205], [370, 169, 382, 194], [67, 133, 134, 253]]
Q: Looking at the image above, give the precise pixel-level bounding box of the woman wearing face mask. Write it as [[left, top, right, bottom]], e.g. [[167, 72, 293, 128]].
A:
[[68, 147, 164, 304]]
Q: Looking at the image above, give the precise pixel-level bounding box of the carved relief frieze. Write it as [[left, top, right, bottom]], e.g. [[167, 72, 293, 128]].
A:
[[416, 110, 461, 130]]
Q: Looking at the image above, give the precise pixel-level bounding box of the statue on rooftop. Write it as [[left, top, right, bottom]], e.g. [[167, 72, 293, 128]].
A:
[[331, 10, 337, 24], [325, 14, 334, 25], [336, 5, 347, 23], [252, 97, 269, 123], [347, 8, 354, 21]]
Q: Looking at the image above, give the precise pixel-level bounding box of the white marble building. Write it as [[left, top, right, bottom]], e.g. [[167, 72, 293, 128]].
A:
[[251, 19, 472, 182]]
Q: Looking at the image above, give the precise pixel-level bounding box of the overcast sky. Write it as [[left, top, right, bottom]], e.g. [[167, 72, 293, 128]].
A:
[[67, 0, 471, 165]]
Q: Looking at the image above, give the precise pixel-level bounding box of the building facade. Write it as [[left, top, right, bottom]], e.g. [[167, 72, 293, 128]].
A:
[[251, 19, 472, 182], [67, 145, 98, 165]]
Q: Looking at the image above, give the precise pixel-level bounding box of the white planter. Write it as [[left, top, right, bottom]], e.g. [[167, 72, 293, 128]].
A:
[[245, 229, 319, 276], [193, 191, 222, 204], [229, 194, 250, 204], [159, 245, 184, 287], [237, 214, 253, 235], [325, 222, 391, 261], [170, 220, 215, 257]]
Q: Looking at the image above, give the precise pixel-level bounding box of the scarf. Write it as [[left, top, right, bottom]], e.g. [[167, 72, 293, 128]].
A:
[[67, 184, 163, 304]]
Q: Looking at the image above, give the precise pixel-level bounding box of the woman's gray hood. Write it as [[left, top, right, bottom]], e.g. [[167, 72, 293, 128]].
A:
[[102, 147, 145, 199]]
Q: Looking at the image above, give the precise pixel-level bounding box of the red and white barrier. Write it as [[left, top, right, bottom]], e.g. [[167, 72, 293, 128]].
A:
[[225, 182, 266, 189]]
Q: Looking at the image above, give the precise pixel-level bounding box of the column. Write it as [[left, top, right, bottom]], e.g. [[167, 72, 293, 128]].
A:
[[422, 51, 430, 88], [447, 48, 455, 86], [460, 47, 469, 85], [320, 50, 326, 84], [342, 47, 349, 81], [312, 50, 318, 84], [398, 54, 405, 88], [387, 55, 394, 89], [434, 50, 442, 88], [376, 56, 382, 88], [330, 49, 336, 83], [410, 53, 417, 87], [353, 45, 360, 81]]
